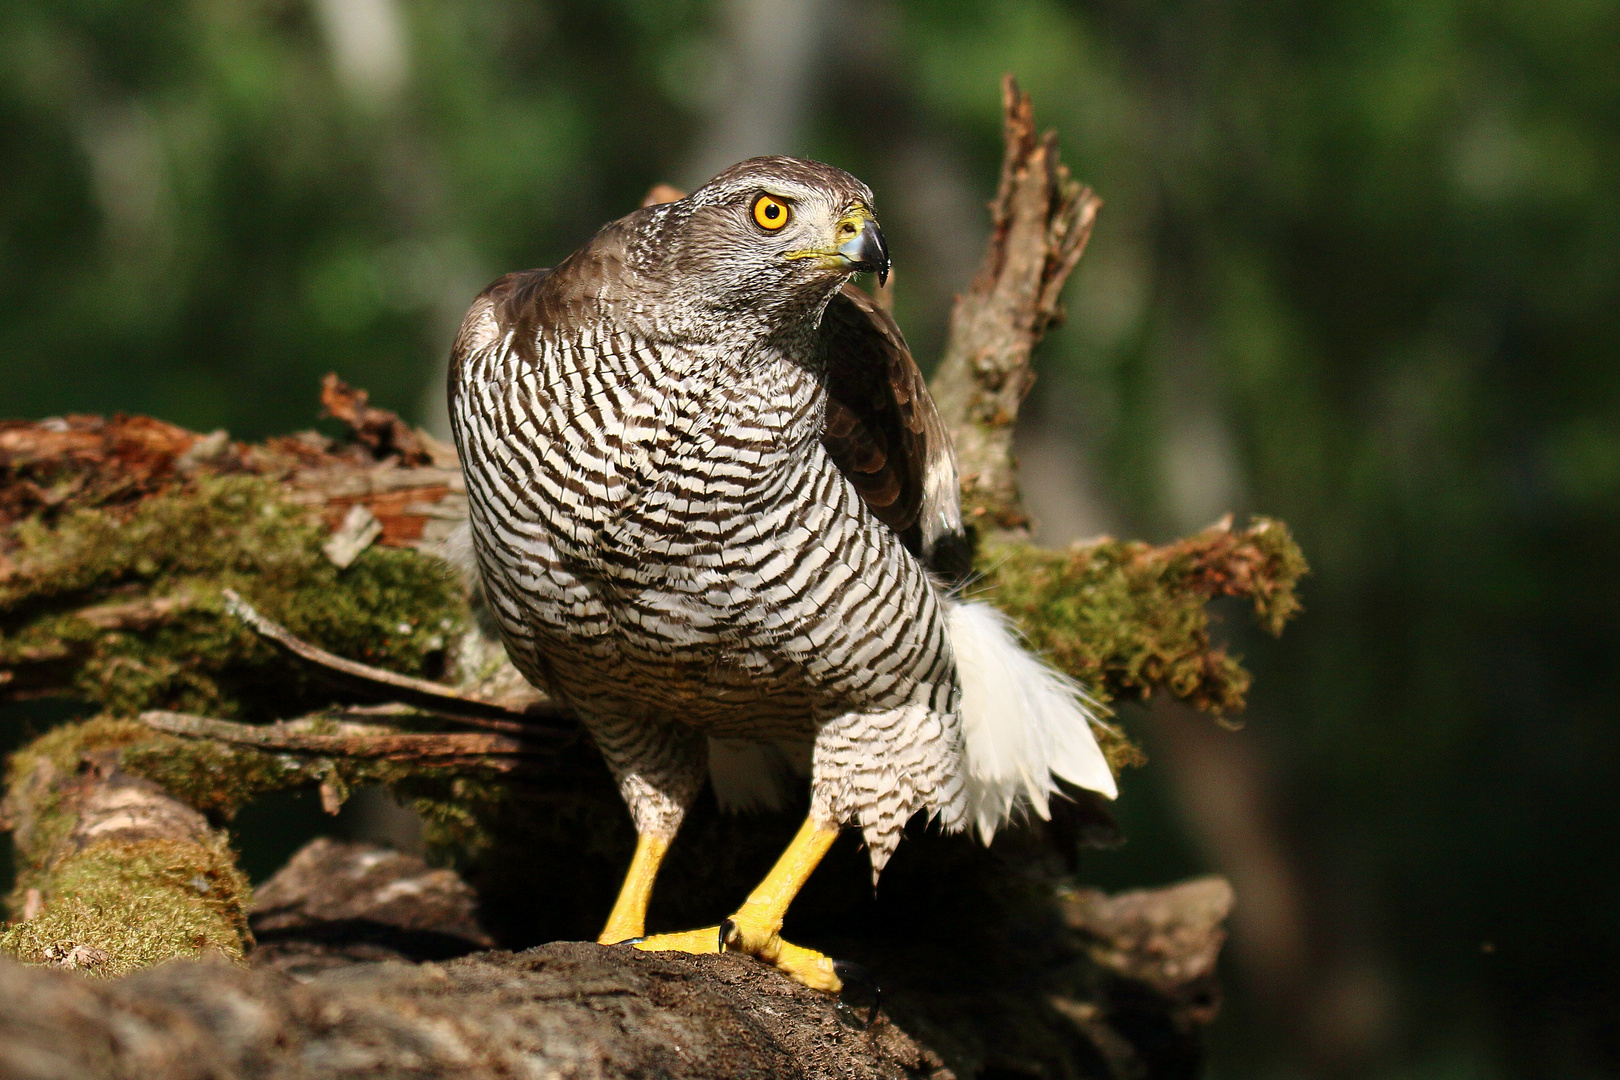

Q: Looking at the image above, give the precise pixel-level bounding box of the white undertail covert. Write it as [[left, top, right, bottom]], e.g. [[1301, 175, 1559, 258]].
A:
[[946, 598, 1117, 842]]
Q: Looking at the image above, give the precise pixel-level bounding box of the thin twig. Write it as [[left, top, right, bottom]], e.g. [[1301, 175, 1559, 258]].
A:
[[138, 711, 541, 771], [220, 589, 575, 737]]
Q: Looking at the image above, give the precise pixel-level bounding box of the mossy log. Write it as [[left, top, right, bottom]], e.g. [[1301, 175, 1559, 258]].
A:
[[0, 719, 251, 977], [0, 79, 1308, 1080], [0, 429, 1300, 1075]]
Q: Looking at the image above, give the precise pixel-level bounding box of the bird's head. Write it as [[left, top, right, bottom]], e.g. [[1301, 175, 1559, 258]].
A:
[[658, 157, 889, 323]]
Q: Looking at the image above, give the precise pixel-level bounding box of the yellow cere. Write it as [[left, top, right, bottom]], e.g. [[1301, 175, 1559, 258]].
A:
[[753, 194, 790, 230]]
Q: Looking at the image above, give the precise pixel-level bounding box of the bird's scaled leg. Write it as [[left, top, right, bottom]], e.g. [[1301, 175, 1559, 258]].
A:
[[584, 711, 706, 944], [598, 831, 671, 944], [636, 814, 844, 991]]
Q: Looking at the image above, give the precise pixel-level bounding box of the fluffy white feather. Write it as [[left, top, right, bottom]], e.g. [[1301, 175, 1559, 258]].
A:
[[947, 598, 1117, 843]]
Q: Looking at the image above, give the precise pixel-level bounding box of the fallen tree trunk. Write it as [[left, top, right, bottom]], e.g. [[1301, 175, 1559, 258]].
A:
[[0, 942, 955, 1080], [1, 827, 1235, 1080]]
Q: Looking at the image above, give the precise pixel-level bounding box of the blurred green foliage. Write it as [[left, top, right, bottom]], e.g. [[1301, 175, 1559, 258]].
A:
[[2, 0, 1617, 1077], [0, 0, 707, 432]]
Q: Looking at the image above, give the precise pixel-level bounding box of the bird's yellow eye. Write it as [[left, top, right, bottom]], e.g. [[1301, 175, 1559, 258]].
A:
[[752, 194, 790, 231]]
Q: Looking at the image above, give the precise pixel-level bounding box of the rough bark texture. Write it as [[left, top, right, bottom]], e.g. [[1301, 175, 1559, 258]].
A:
[[1, 832, 1238, 1080], [1064, 877, 1233, 1027], [0, 942, 956, 1080], [929, 75, 1102, 535], [249, 837, 494, 973]]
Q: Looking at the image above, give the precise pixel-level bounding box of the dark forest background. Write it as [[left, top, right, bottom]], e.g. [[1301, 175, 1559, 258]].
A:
[[3, 1, 1618, 1076]]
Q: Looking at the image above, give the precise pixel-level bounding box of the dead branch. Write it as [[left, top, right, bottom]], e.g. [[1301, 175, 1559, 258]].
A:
[[219, 589, 566, 734], [137, 710, 542, 769], [930, 74, 1102, 534], [319, 373, 447, 467]]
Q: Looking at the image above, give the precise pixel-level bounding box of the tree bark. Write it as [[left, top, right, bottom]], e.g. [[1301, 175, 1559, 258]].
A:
[[0, 940, 959, 1080], [929, 75, 1102, 535], [1, 825, 1239, 1080]]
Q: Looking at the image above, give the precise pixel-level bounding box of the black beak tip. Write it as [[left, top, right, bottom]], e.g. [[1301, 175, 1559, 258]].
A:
[[840, 220, 890, 286], [872, 226, 890, 287]]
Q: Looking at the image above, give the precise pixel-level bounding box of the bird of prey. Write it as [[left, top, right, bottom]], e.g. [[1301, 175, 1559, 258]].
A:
[[447, 157, 1116, 995]]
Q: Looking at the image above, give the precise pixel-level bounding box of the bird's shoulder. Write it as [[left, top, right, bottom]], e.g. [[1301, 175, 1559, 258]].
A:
[[451, 208, 672, 370]]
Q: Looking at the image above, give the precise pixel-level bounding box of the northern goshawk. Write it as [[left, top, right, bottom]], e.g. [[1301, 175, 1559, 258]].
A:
[[448, 157, 1116, 995]]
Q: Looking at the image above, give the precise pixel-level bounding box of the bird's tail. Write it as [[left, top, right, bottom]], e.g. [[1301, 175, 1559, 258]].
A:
[[946, 598, 1118, 843]]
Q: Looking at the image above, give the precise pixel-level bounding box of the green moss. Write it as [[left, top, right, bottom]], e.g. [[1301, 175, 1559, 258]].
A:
[[1, 717, 156, 900], [1091, 719, 1151, 774], [2, 477, 1307, 980], [120, 737, 321, 817], [974, 519, 1307, 717], [1, 475, 467, 718], [0, 837, 249, 978], [2, 713, 517, 963], [395, 772, 515, 855]]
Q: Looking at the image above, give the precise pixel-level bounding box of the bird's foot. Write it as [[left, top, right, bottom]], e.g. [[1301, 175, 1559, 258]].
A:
[[722, 910, 845, 993], [635, 908, 843, 994]]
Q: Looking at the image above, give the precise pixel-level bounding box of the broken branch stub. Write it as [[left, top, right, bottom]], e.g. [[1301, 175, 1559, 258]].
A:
[[319, 373, 447, 467], [930, 73, 1102, 535]]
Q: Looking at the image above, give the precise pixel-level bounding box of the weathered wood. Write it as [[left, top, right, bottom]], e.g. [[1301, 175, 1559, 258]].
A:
[[138, 710, 541, 768], [0, 942, 958, 1080], [930, 74, 1102, 535], [218, 589, 564, 734]]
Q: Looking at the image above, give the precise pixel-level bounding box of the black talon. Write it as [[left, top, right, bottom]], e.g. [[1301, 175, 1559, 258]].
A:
[[832, 960, 881, 1029], [718, 918, 736, 954], [610, 936, 645, 946]]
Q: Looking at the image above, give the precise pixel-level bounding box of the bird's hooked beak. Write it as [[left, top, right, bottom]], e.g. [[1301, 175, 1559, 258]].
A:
[[836, 214, 890, 286]]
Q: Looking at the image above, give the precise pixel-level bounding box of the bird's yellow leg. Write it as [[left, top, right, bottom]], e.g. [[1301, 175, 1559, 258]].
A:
[[636, 815, 844, 992], [598, 832, 671, 944]]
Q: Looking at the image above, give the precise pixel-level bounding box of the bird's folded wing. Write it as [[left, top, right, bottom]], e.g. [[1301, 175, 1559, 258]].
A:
[[818, 284, 966, 574]]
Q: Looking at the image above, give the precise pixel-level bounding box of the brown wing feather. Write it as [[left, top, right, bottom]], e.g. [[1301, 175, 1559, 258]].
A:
[[819, 285, 969, 578]]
